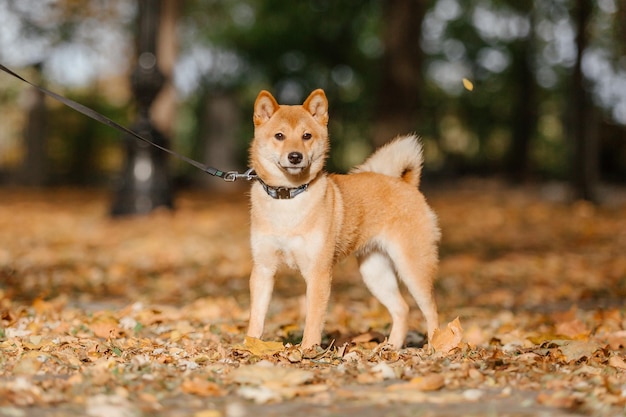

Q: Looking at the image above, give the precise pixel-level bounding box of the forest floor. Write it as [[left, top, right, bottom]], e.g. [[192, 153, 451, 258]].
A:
[[0, 179, 625, 417]]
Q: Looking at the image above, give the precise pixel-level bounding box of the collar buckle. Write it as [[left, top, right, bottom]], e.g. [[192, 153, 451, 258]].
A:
[[258, 180, 309, 199]]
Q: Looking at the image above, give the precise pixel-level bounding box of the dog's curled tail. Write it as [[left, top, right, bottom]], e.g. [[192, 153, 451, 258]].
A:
[[351, 134, 424, 188]]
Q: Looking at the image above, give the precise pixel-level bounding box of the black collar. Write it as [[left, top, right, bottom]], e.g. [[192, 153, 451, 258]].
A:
[[257, 177, 309, 199]]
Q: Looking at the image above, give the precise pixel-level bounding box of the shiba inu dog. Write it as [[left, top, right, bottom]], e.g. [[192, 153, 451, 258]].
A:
[[246, 89, 440, 349]]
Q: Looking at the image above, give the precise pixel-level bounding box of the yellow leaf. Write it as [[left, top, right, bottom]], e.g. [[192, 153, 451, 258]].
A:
[[194, 411, 223, 417], [239, 337, 285, 356], [387, 373, 445, 392], [462, 78, 474, 91], [431, 317, 463, 354], [408, 374, 445, 391]]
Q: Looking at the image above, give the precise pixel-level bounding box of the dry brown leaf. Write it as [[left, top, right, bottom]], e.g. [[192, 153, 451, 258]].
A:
[[556, 340, 601, 362], [85, 394, 140, 417], [13, 352, 45, 375], [181, 377, 224, 397], [282, 345, 303, 363], [237, 337, 285, 356], [193, 411, 223, 417], [536, 391, 580, 409], [388, 374, 445, 392], [90, 322, 120, 339], [230, 362, 314, 387], [236, 386, 281, 404], [555, 319, 590, 340], [606, 330, 626, 350], [409, 374, 446, 391], [431, 317, 463, 353], [608, 355, 626, 370], [351, 331, 385, 344]]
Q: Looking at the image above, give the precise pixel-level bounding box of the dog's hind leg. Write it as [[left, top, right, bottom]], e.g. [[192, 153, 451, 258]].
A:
[[388, 242, 439, 342], [358, 250, 409, 349]]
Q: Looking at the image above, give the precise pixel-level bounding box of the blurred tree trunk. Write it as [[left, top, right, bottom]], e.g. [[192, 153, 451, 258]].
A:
[[618, 0, 626, 57], [194, 89, 241, 190], [570, 0, 598, 202], [506, 6, 537, 183], [111, 0, 173, 216], [152, 0, 178, 139], [18, 64, 48, 186], [372, 0, 426, 147]]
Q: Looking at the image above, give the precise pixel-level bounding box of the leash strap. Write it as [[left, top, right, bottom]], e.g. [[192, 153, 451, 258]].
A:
[[0, 63, 252, 181]]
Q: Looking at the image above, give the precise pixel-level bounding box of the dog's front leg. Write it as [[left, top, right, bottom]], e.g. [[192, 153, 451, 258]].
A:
[[247, 262, 276, 340], [300, 265, 333, 349]]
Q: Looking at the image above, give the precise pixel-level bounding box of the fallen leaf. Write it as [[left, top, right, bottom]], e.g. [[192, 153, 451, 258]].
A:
[[536, 391, 580, 409], [351, 331, 385, 344], [236, 386, 281, 404], [86, 394, 140, 417], [608, 356, 626, 370], [181, 377, 224, 397], [90, 322, 120, 339], [236, 337, 285, 356], [282, 345, 303, 363], [431, 317, 463, 353], [556, 340, 601, 362], [230, 362, 314, 387], [13, 352, 45, 375], [606, 330, 626, 350], [193, 411, 222, 417], [389, 374, 445, 391], [370, 362, 397, 380], [555, 319, 590, 340], [462, 78, 474, 91], [462, 389, 484, 401]]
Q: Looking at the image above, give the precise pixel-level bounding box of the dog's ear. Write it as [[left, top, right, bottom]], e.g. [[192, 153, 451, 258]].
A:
[[254, 90, 280, 126], [303, 89, 328, 126]]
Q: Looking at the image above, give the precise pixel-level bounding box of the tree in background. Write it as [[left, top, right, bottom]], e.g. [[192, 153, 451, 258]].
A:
[[1, 0, 625, 200], [505, 2, 538, 183], [372, 0, 427, 147], [179, 0, 385, 172], [570, 0, 597, 202], [0, 0, 133, 185], [17, 63, 48, 186]]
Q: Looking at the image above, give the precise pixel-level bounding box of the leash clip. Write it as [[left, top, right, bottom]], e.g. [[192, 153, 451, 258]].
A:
[[223, 168, 257, 182]]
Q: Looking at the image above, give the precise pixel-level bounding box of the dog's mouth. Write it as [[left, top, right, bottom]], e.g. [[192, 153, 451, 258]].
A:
[[280, 165, 306, 175]]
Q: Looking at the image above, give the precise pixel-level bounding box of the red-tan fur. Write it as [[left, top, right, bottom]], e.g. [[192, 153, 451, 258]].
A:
[[247, 89, 440, 349]]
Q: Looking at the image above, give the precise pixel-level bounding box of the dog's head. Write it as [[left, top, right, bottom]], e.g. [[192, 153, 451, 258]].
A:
[[250, 89, 329, 186]]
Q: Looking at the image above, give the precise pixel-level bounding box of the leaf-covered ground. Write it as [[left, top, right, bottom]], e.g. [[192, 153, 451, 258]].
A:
[[1, 180, 625, 417]]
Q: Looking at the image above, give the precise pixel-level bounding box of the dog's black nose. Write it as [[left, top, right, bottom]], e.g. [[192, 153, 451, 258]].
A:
[[288, 152, 303, 165]]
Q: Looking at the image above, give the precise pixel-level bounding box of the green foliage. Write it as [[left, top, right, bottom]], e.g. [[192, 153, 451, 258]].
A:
[[3, 0, 625, 183], [179, 0, 385, 171], [46, 91, 130, 185]]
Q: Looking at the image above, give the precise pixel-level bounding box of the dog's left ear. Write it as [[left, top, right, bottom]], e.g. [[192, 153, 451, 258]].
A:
[[303, 89, 328, 126], [254, 90, 280, 126]]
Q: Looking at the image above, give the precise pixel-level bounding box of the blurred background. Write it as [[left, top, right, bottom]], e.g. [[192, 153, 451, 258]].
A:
[[0, 0, 624, 205]]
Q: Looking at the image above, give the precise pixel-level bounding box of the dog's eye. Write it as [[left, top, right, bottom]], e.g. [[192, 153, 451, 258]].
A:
[[274, 133, 284, 141], [302, 133, 312, 140]]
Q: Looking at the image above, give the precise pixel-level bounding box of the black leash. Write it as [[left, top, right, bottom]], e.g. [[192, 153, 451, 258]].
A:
[[0, 64, 256, 183]]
